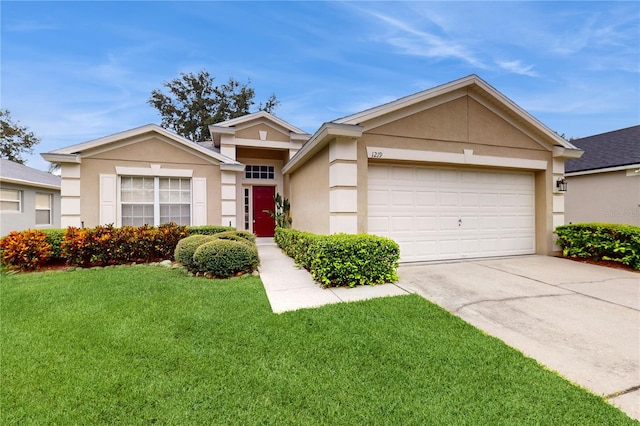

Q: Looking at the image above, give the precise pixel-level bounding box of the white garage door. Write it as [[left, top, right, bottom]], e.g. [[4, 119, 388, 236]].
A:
[[368, 164, 535, 263]]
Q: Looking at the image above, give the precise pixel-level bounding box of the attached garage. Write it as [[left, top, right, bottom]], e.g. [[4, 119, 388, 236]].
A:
[[368, 163, 535, 262], [283, 75, 584, 261]]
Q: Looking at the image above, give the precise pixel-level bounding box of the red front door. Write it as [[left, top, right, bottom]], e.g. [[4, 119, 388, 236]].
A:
[[253, 186, 276, 237]]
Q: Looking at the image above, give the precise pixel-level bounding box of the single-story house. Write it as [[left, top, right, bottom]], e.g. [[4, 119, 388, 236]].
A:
[[42, 75, 583, 262], [564, 125, 639, 226], [1, 158, 61, 236]]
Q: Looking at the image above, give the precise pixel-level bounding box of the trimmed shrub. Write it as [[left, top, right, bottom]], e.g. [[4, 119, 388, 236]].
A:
[[274, 228, 321, 269], [61, 227, 92, 267], [174, 234, 216, 270], [42, 228, 65, 262], [309, 234, 399, 288], [0, 229, 53, 271], [555, 223, 640, 269], [187, 225, 235, 236], [153, 222, 189, 259], [213, 230, 257, 244], [62, 223, 188, 268], [193, 239, 259, 278], [274, 228, 400, 288]]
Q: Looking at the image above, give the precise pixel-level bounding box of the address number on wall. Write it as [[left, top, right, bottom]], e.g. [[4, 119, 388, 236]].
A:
[[370, 151, 383, 158]]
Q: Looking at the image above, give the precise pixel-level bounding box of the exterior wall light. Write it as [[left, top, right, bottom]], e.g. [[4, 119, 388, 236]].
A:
[[556, 177, 568, 192]]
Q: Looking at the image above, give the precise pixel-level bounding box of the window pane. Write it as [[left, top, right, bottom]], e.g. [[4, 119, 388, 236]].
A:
[[35, 193, 51, 209], [160, 204, 190, 226], [121, 203, 153, 226], [0, 200, 19, 211], [35, 209, 51, 225], [1, 189, 20, 200]]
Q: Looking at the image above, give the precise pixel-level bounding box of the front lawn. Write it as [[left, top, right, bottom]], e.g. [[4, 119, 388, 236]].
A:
[[1, 266, 634, 424]]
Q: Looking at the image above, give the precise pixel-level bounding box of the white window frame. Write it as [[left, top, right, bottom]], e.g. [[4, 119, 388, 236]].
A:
[[119, 176, 192, 227], [35, 192, 52, 225], [0, 188, 22, 212]]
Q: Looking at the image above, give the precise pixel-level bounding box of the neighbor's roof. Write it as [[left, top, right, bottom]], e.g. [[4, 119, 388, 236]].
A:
[[565, 125, 640, 173], [0, 158, 61, 190]]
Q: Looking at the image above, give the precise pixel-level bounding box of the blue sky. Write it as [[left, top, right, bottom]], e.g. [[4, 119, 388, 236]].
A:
[[2, 1, 639, 171]]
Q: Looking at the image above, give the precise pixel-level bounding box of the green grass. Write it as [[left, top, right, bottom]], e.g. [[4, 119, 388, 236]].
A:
[[1, 265, 635, 425]]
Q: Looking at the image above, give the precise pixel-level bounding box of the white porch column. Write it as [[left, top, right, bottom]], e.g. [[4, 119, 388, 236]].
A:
[[329, 137, 358, 234], [60, 164, 82, 227]]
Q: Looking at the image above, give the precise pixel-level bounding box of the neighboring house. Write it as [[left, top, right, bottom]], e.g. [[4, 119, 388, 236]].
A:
[[0, 159, 61, 236], [43, 75, 583, 262], [564, 125, 640, 226]]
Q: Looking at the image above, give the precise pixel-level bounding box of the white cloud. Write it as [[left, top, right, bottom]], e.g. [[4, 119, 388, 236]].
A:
[[496, 60, 539, 77], [362, 10, 487, 68]]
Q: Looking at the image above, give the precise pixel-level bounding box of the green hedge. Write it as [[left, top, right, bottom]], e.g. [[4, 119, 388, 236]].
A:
[[187, 225, 235, 235], [555, 223, 640, 270], [274, 228, 399, 288]]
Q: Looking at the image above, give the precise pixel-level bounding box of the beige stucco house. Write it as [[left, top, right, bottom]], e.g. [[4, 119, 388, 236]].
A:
[[43, 75, 583, 262], [564, 125, 639, 226]]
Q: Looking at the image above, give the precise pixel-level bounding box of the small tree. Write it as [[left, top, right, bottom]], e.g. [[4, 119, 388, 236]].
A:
[[0, 109, 40, 164], [148, 70, 279, 142]]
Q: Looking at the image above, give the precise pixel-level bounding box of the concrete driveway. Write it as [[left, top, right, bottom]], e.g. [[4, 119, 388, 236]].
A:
[[397, 255, 639, 420]]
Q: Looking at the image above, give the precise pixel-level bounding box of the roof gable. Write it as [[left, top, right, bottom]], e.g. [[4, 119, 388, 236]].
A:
[[210, 111, 309, 136], [41, 124, 241, 168], [565, 125, 640, 173], [333, 74, 578, 152]]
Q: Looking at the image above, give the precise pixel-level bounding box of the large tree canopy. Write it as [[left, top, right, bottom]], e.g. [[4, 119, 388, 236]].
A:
[[148, 70, 279, 142], [0, 109, 40, 164]]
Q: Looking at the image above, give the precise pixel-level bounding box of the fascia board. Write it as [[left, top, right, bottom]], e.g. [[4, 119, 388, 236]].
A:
[[209, 125, 236, 135], [283, 122, 363, 175], [220, 163, 246, 172], [566, 163, 640, 177], [553, 146, 585, 159], [41, 153, 81, 164], [0, 177, 60, 190]]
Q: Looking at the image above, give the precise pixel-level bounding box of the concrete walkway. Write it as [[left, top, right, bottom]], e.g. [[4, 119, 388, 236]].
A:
[[256, 238, 409, 313], [256, 239, 639, 421]]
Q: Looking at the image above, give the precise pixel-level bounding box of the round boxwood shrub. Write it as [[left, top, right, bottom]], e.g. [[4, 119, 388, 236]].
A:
[[174, 234, 216, 269], [193, 239, 259, 278]]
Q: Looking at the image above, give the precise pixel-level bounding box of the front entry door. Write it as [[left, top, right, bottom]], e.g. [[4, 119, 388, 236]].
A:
[[253, 186, 276, 237]]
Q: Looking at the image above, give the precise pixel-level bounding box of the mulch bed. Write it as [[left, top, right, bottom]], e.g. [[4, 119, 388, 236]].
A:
[[560, 256, 639, 273]]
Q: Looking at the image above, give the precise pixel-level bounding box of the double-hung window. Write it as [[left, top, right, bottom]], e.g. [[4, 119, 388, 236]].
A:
[[0, 188, 21, 212], [35, 193, 52, 225], [120, 176, 191, 226]]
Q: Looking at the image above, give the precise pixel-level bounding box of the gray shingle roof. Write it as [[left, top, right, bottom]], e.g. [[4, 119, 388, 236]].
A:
[[0, 159, 61, 188], [565, 125, 640, 173]]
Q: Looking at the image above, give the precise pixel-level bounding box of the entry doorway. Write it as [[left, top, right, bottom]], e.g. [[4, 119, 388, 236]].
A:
[[252, 186, 276, 237]]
